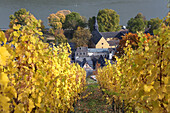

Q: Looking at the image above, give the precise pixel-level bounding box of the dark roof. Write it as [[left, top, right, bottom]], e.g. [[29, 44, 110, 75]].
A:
[[81, 58, 87, 67], [101, 32, 119, 39], [98, 55, 105, 67], [115, 32, 124, 39], [107, 41, 116, 46], [101, 31, 128, 40], [91, 30, 103, 45], [75, 58, 88, 68]]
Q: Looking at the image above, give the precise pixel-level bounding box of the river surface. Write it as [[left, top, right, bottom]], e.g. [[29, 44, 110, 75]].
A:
[[0, 0, 168, 28]]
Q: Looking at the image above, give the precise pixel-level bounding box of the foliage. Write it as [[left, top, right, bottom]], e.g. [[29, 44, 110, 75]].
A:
[[71, 27, 91, 48], [54, 29, 67, 44], [56, 10, 71, 16], [48, 13, 63, 30], [116, 33, 152, 57], [164, 12, 170, 26], [148, 17, 162, 33], [127, 13, 147, 33], [63, 12, 87, 30], [48, 10, 71, 30], [0, 12, 86, 112], [97, 9, 120, 32], [97, 18, 170, 112], [9, 8, 29, 26], [9, 8, 44, 30], [88, 16, 95, 32]]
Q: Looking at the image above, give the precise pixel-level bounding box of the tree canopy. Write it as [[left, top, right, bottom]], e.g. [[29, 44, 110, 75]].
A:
[[115, 33, 152, 57], [97, 9, 120, 32], [54, 29, 67, 45], [63, 12, 87, 30], [9, 8, 44, 29], [9, 8, 29, 26], [48, 10, 71, 30], [147, 17, 162, 33], [88, 16, 95, 32], [71, 27, 91, 47], [127, 13, 147, 33]]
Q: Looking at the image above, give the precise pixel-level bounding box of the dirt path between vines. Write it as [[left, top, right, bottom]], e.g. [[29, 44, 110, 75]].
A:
[[74, 78, 113, 113]]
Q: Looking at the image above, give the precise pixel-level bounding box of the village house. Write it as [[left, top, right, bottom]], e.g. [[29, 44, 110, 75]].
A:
[[89, 17, 128, 49]]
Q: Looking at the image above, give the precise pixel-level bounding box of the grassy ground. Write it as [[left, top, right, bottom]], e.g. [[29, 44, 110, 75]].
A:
[[74, 78, 113, 113]]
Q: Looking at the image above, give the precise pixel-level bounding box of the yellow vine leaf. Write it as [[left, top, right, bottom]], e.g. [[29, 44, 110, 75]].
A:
[[13, 24, 21, 30], [144, 85, 153, 93], [0, 72, 9, 87], [0, 47, 10, 66], [14, 103, 25, 113], [28, 99, 35, 113], [0, 95, 10, 112]]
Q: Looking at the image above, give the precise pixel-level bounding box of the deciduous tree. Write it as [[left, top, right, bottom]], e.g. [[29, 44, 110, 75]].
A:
[[147, 17, 162, 33], [127, 13, 147, 33], [63, 12, 87, 30], [88, 16, 95, 32], [97, 9, 120, 32], [116, 33, 152, 57], [48, 10, 71, 30], [9, 8, 44, 30], [54, 29, 67, 45], [72, 27, 91, 47]]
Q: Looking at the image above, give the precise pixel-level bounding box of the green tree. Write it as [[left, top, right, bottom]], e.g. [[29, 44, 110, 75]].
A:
[[88, 16, 95, 32], [147, 17, 162, 33], [72, 27, 91, 47], [97, 9, 120, 32], [127, 13, 147, 33], [63, 12, 87, 30]]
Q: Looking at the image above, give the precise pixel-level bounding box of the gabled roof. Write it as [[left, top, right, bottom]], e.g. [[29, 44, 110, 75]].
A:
[[107, 40, 117, 46], [98, 55, 106, 67], [101, 31, 119, 39], [91, 30, 103, 45], [101, 30, 128, 40], [81, 58, 87, 67]]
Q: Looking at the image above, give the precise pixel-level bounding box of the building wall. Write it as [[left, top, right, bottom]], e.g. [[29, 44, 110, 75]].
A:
[[96, 37, 110, 48]]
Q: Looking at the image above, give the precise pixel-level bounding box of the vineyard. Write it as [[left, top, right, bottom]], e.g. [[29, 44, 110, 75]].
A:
[[97, 13, 170, 113], [0, 9, 170, 113], [0, 12, 86, 113]]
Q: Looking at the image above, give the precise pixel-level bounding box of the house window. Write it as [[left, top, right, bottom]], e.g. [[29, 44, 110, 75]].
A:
[[77, 53, 78, 55], [80, 53, 82, 55], [83, 53, 85, 55], [102, 43, 104, 45]]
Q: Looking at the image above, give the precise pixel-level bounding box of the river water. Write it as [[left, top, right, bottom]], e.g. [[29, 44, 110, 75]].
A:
[[0, 0, 168, 28]]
